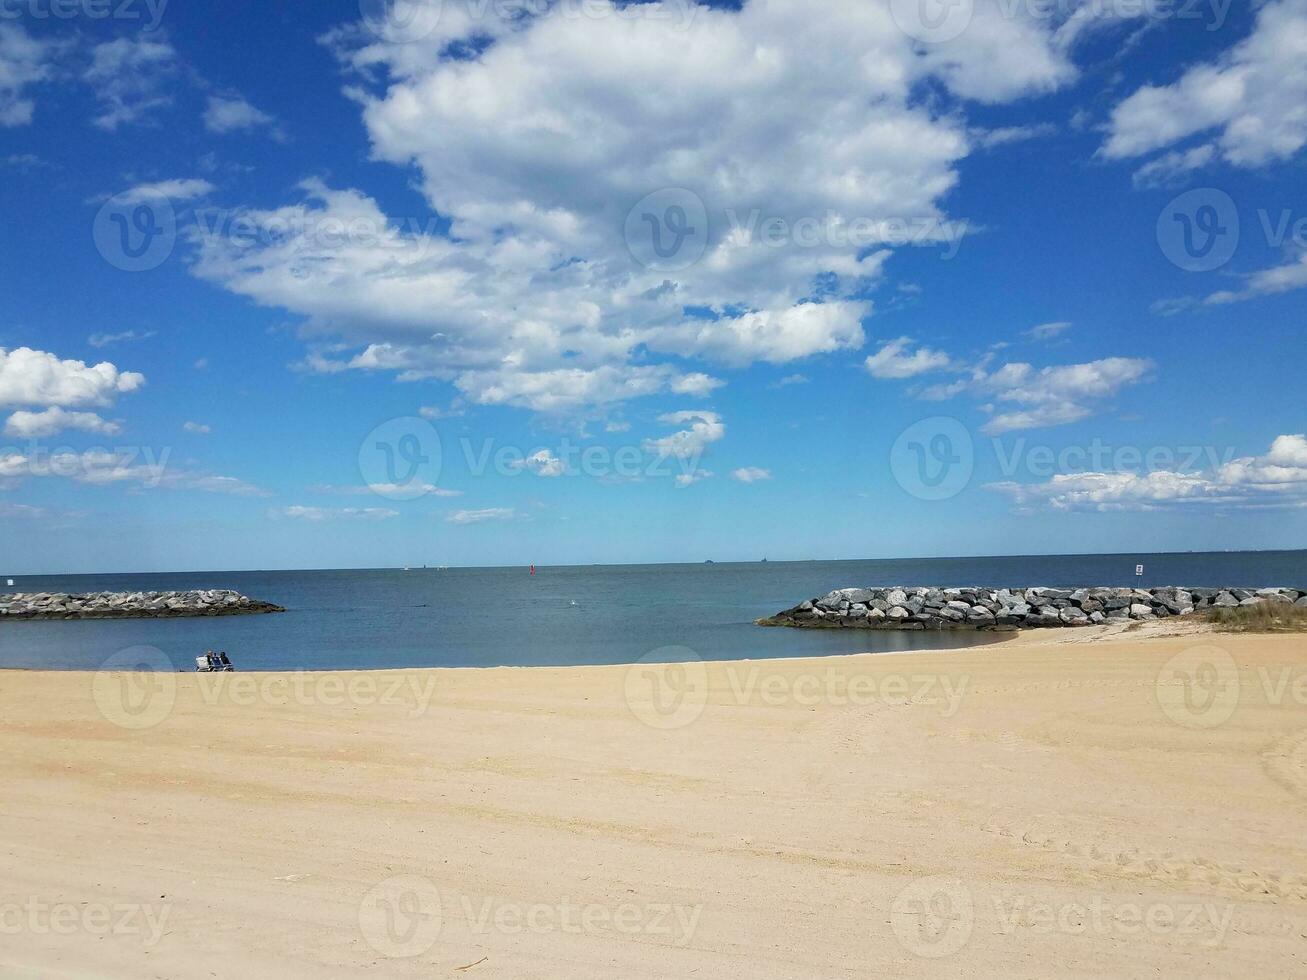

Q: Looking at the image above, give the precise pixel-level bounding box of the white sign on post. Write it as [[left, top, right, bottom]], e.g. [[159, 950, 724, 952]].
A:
[[1135, 565, 1144, 577]]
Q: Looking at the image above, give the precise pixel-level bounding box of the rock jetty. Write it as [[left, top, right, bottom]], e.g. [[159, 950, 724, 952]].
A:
[[760, 586, 1306, 631], [0, 590, 286, 621]]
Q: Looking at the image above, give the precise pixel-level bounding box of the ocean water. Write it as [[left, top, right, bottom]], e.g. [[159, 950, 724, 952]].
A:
[[1, 551, 1304, 671]]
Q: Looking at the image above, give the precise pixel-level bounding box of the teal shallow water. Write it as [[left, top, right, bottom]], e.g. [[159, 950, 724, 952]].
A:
[[1, 551, 1303, 670]]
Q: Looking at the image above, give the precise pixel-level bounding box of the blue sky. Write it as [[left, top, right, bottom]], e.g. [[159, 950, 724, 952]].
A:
[[1, 0, 1305, 574]]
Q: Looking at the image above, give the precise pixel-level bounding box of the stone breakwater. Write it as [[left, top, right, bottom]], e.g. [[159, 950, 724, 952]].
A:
[[760, 586, 1307, 631], [0, 590, 286, 621]]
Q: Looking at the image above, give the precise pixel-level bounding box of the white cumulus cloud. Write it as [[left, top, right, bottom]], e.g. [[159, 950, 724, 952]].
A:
[[189, 0, 1089, 414], [920, 356, 1153, 434], [643, 411, 725, 459], [0, 24, 59, 126], [1103, 0, 1307, 169], [113, 178, 215, 205], [0, 347, 145, 409], [987, 434, 1307, 511], [447, 507, 516, 524], [84, 36, 178, 130], [4, 407, 121, 439], [203, 93, 280, 136], [865, 337, 952, 379], [510, 449, 566, 477]]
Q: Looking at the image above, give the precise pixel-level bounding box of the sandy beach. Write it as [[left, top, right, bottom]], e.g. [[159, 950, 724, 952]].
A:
[[2, 625, 1305, 978]]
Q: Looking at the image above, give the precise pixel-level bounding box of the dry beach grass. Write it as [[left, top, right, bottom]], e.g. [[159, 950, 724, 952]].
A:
[[1, 623, 1305, 978]]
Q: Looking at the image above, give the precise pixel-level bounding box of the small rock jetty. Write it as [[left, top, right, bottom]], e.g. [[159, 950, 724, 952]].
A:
[[761, 586, 1306, 631], [0, 590, 286, 621]]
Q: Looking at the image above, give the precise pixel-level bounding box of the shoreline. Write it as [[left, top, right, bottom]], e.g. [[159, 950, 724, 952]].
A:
[[0, 616, 1219, 676]]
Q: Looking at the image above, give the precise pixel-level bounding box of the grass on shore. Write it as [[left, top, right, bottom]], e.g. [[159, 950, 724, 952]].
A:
[[1206, 603, 1307, 633]]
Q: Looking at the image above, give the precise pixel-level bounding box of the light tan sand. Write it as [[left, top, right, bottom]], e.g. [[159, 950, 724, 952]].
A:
[[2, 625, 1306, 978]]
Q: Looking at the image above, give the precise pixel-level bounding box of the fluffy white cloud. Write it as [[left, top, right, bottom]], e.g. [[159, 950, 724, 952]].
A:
[[510, 449, 565, 477], [731, 466, 772, 483], [84, 37, 177, 130], [453, 365, 682, 413], [921, 356, 1153, 434], [988, 434, 1307, 511], [1103, 0, 1307, 168], [1153, 249, 1307, 313], [203, 93, 280, 136], [1024, 321, 1071, 341], [0, 347, 145, 409], [114, 178, 215, 205], [4, 408, 121, 439], [191, 0, 1087, 413], [447, 507, 515, 524], [674, 469, 713, 487], [0, 449, 266, 495], [276, 505, 398, 521], [650, 303, 868, 368], [864, 337, 952, 379], [643, 410, 725, 459], [0, 24, 57, 126], [1205, 252, 1307, 305], [971, 123, 1058, 149], [183, 421, 211, 434], [418, 403, 465, 421], [669, 372, 725, 397], [981, 358, 1153, 434], [769, 373, 809, 388], [1131, 145, 1217, 188]]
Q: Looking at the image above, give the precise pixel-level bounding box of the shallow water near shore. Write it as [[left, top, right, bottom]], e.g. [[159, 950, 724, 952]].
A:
[[2, 550, 1304, 671]]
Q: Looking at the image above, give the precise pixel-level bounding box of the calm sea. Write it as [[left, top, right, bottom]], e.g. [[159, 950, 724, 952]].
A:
[[2, 551, 1304, 671]]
